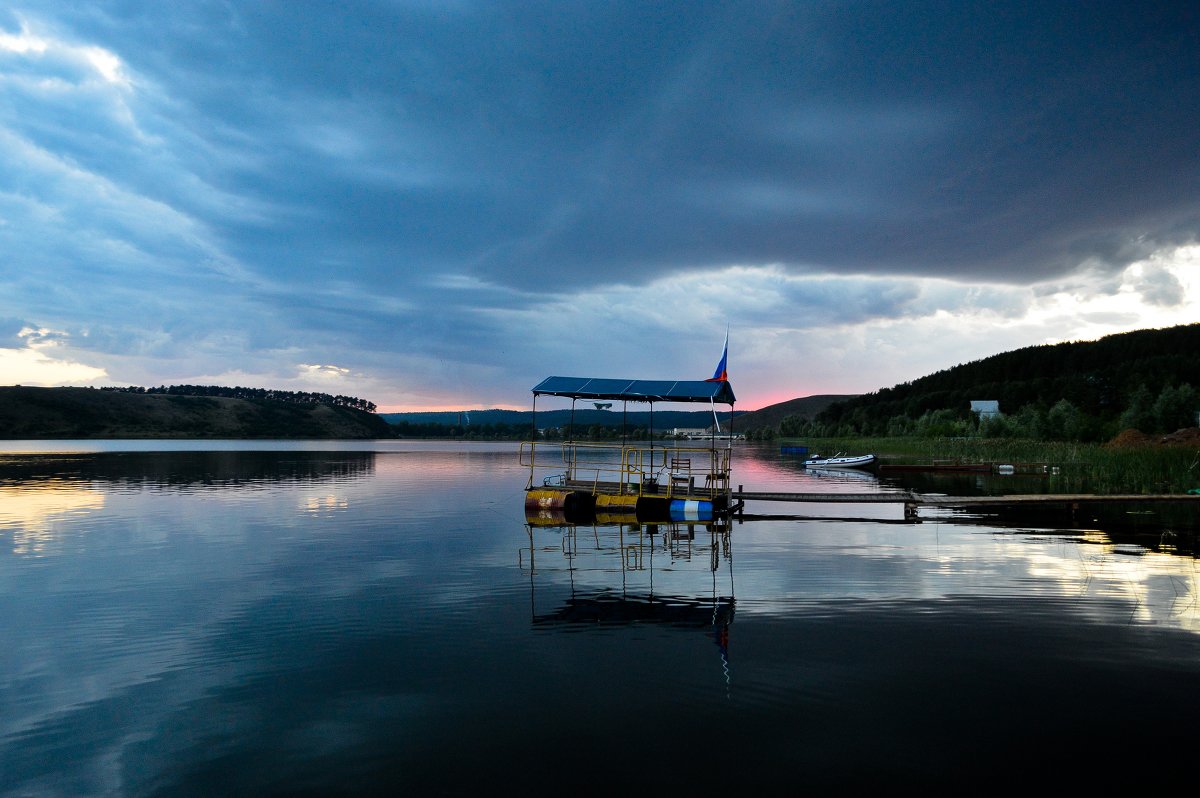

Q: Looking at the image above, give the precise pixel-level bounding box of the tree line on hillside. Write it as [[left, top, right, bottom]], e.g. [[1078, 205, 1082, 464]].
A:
[[772, 326, 1195, 444], [100, 385, 377, 413], [783, 382, 1197, 442], [776, 324, 1200, 443]]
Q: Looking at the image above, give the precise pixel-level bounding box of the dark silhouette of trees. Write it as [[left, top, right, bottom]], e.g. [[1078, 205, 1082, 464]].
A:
[[101, 384, 377, 413]]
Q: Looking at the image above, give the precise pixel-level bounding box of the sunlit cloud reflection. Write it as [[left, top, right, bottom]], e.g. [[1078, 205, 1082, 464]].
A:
[[0, 483, 105, 555]]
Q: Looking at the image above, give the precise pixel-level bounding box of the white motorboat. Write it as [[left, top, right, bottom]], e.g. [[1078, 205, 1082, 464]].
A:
[[802, 453, 876, 469]]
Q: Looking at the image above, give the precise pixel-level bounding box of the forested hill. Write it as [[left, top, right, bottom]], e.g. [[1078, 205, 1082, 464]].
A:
[[0, 386, 394, 439], [734, 395, 857, 431], [801, 323, 1200, 440]]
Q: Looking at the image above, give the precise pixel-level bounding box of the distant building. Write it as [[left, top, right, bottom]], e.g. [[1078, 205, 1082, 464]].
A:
[[970, 400, 1000, 419], [672, 427, 745, 440]]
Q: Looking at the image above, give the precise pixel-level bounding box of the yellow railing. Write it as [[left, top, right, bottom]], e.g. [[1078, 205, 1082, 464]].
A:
[[520, 440, 731, 500]]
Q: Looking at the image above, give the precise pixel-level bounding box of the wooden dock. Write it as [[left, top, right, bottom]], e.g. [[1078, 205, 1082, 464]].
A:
[[731, 490, 1200, 522], [735, 491, 903, 504], [734, 491, 1200, 506]]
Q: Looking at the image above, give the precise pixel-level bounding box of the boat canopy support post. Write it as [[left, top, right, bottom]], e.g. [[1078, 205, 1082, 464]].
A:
[[649, 402, 654, 465], [527, 393, 538, 489], [530, 393, 537, 440]]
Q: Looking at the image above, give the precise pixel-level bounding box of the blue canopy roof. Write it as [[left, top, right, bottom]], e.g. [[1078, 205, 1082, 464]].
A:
[[532, 376, 735, 404]]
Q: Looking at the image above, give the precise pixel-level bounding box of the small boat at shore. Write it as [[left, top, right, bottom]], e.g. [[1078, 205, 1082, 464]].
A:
[[802, 453, 876, 469]]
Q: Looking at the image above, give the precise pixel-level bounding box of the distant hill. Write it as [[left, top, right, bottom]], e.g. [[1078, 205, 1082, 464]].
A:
[[0, 386, 394, 439], [381, 407, 745, 431], [734, 395, 859, 432], [808, 323, 1200, 438]]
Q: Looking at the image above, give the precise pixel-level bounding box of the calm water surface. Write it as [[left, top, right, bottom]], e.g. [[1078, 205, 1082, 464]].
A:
[[2, 440, 1198, 794]]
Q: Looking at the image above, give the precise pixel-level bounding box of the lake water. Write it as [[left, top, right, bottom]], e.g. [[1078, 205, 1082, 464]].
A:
[[2, 440, 1198, 794]]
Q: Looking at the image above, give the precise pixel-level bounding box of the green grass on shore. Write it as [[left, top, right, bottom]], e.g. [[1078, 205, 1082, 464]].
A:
[[783, 436, 1200, 494]]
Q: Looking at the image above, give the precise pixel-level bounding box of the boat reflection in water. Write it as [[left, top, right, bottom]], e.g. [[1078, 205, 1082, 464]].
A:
[[522, 506, 734, 686]]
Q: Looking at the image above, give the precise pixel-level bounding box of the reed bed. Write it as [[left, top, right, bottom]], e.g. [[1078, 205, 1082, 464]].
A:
[[786, 436, 1200, 495]]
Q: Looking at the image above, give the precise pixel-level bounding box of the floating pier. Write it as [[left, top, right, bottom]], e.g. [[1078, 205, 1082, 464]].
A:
[[732, 489, 1200, 522], [522, 373, 738, 522], [523, 446, 733, 522]]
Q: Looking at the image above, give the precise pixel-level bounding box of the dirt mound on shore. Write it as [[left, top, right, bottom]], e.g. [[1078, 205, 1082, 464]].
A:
[[1107, 427, 1200, 447]]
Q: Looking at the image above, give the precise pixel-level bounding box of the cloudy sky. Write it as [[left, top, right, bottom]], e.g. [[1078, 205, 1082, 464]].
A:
[[2, 2, 1197, 411]]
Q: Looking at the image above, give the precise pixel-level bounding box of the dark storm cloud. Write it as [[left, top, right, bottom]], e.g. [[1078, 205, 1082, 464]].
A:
[[3, 1, 1198, 404], [273, 1, 1200, 287], [29, 1, 1196, 292]]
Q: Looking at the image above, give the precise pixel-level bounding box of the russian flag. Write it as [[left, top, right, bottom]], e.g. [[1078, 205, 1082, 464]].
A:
[[706, 331, 728, 382]]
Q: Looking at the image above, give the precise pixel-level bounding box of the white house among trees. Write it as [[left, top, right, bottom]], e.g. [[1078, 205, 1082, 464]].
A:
[[970, 400, 1000, 419]]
